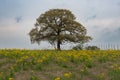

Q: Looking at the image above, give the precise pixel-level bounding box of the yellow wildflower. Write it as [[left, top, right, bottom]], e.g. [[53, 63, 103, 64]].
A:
[[9, 78, 13, 80], [64, 72, 72, 78], [118, 67, 120, 70], [10, 66, 14, 70], [55, 77, 61, 80], [80, 69, 84, 72], [110, 65, 114, 68], [37, 59, 43, 63]]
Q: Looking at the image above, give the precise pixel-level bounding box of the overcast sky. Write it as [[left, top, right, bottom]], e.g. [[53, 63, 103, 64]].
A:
[[0, 0, 120, 49]]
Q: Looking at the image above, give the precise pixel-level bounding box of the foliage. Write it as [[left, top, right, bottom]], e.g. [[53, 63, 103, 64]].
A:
[[72, 43, 84, 50], [109, 64, 120, 80], [29, 9, 92, 50], [85, 46, 100, 50]]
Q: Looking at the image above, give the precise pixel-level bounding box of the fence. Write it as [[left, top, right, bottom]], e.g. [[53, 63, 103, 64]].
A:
[[85, 43, 120, 50]]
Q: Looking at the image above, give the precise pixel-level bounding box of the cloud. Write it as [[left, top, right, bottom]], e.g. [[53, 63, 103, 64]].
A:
[[0, 0, 120, 49], [15, 16, 22, 23], [0, 18, 36, 49], [97, 27, 120, 43], [86, 17, 120, 29], [118, 2, 120, 6], [0, 18, 15, 27], [86, 14, 97, 21], [84, 17, 120, 44]]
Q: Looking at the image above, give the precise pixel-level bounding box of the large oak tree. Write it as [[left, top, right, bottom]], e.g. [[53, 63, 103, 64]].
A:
[[29, 9, 92, 50]]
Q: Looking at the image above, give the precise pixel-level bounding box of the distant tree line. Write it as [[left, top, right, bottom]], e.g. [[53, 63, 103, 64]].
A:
[[72, 43, 100, 50]]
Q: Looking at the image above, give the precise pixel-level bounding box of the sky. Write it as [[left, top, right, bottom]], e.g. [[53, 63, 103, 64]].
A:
[[0, 0, 120, 49]]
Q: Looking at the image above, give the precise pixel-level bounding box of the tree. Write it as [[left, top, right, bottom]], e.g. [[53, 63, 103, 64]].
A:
[[72, 43, 84, 50], [85, 46, 100, 50], [29, 9, 92, 50]]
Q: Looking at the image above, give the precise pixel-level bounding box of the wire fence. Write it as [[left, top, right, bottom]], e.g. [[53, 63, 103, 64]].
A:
[[85, 43, 120, 50]]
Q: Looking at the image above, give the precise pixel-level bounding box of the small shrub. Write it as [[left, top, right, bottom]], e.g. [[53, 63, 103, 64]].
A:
[[85, 46, 100, 50]]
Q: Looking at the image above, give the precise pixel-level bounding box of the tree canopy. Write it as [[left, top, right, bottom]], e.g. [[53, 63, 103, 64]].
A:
[[29, 9, 92, 50]]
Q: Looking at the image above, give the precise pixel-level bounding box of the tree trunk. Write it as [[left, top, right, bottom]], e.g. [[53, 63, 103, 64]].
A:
[[57, 26, 61, 50], [57, 40, 61, 50]]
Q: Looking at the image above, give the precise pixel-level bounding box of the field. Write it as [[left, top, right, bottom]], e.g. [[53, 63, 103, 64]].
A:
[[0, 49, 120, 80]]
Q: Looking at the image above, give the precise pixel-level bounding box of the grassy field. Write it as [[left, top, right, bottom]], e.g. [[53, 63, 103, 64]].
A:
[[0, 49, 120, 80]]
